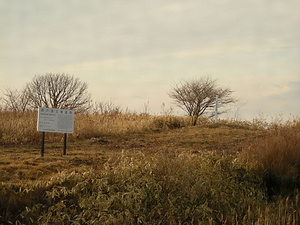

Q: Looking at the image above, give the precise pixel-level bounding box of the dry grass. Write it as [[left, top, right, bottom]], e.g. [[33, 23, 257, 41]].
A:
[[0, 111, 300, 224], [0, 111, 40, 144], [0, 111, 191, 144], [75, 113, 190, 139], [1, 152, 299, 224], [0, 116, 261, 184], [240, 119, 300, 195]]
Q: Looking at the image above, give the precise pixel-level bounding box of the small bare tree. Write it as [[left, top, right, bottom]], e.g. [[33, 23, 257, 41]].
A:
[[2, 88, 30, 112], [25, 73, 91, 111], [169, 77, 237, 125], [90, 100, 123, 115]]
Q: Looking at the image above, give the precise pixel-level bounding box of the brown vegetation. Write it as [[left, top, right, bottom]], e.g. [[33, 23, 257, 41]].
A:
[[0, 111, 299, 224]]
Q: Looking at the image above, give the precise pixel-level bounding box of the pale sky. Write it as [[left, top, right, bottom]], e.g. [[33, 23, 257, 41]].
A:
[[1, 0, 300, 121]]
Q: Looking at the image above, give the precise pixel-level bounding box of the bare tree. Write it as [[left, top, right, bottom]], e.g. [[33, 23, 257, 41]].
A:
[[169, 77, 237, 125], [25, 73, 91, 111], [160, 102, 174, 116], [89, 100, 123, 115], [2, 88, 30, 112]]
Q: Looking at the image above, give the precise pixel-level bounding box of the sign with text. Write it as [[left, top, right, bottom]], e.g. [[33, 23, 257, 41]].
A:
[[37, 107, 74, 133]]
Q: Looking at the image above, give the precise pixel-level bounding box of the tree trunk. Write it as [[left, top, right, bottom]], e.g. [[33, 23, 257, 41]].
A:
[[192, 116, 198, 126]]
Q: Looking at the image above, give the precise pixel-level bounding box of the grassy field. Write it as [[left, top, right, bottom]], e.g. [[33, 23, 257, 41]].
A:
[[0, 111, 299, 224]]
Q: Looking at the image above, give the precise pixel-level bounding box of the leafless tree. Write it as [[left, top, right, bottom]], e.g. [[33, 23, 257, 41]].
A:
[[25, 73, 91, 111], [169, 77, 237, 125], [2, 88, 30, 112], [160, 102, 174, 116], [89, 100, 123, 115]]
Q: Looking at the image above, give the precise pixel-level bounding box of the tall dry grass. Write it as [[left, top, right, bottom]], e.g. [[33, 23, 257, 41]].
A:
[[0, 111, 190, 144], [75, 113, 190, 139], [0, 111, 40, 144], [240, 119, 300, 195], [1, 152, 299, 224]]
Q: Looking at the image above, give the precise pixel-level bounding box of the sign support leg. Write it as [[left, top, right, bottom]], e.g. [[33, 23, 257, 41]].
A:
[[63, 133, 67, 155], [41, 132, 45, 157]]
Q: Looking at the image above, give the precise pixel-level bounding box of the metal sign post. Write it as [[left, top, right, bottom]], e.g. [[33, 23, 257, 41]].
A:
[[63, 133, 67, 155], [41, 132, 45, 157]]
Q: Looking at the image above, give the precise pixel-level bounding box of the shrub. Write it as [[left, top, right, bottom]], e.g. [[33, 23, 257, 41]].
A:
[[150, 116, 189, 130]]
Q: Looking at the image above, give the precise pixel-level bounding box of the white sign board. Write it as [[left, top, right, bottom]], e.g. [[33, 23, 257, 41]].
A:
[[37, 107, 74, 133]]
